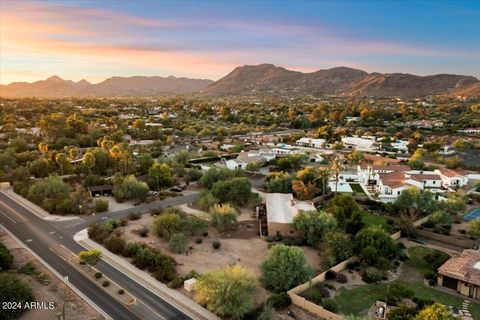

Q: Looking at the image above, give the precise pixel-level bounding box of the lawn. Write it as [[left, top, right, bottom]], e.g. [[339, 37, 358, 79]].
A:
[[334, 284, 388, 315], [406, 246, 450, 274], [350, 183, 366, 195], [361, 211, 388, 230]]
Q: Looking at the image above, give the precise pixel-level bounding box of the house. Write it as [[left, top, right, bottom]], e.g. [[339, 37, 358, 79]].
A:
[[295, 137, 326, 149], [438, 249, 480, 299], [390, 140, 409, 153], [408, 173, 443, 188], [271, 146, 302, 155], [87, 185, 114, 197], [224, 151, 271, 170], [363, 154, 401, 166], [265, 193, 315, 237], [342, 137, 379, 152], [434, 168, 469, 188]]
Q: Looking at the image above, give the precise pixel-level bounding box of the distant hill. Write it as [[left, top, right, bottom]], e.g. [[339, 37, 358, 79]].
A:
[[0, 75, 214, 98], [200, 64, 480, 98], [1, 64, 479, 98]]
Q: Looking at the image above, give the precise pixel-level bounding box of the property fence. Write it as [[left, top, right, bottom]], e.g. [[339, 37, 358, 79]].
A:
[[288, 231, 402, 319], [414, 229, 479, 249]]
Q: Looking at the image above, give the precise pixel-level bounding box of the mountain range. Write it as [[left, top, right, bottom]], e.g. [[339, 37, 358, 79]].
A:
[[1, 64, 479, 98]]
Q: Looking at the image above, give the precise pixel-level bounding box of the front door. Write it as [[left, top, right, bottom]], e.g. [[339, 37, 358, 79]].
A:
[[469, 285, 476, 298]]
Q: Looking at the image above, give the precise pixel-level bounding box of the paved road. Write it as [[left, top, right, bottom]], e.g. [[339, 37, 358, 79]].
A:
[[0, 191, 193, 320]]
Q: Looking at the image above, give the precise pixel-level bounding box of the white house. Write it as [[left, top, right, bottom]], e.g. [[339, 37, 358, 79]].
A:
[[391, 140, 409, 153], [296, 137, 326, 149], [225, 155, 266, 170], [342, 136, 379, 152], [435, 169, 469, 189]]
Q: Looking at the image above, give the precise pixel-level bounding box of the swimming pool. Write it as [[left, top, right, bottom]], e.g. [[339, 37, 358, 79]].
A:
[[464, 208, 480, 221]]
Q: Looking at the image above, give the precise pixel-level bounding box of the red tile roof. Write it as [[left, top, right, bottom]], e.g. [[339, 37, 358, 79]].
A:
[[438, 250, 480, 287]]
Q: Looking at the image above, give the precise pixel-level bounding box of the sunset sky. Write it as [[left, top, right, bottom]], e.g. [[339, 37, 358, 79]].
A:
[[1, 0, 479, 84]]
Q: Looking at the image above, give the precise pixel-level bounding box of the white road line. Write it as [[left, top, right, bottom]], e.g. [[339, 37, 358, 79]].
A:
[[0, 210, 17, 223], [0, 201, 28, 222], [25, 239, 33, 242]]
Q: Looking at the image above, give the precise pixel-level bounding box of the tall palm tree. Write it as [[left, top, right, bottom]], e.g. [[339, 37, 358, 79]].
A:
[[315, 168, 331, 196], [330, 157, 344, 197]]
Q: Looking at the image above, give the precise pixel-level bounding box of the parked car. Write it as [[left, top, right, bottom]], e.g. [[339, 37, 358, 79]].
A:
[[170, 186, 183, 192]]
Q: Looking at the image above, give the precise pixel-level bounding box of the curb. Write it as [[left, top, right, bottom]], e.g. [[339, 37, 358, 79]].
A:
[[0, 224, 112, 320]]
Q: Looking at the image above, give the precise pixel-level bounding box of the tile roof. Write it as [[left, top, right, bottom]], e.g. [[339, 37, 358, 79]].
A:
[[438, 250, 480, 287]]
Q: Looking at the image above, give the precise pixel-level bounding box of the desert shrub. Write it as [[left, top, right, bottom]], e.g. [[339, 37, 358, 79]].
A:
[[347, 261, 360, 270], [118, 219, 128, 227], [118, 289, 125, 294], [265, 236, 273, 243], [363, 267, 383, 283], [0, 273, 34, 320], [195, 238, 203, 244], [335, 273, 348, 284], [88, 222, 112, 244], [212, 241, 221, 249], [274, 232, 283, 242], [0, 242, 14, 271], [182, 270, 201, 281], [139, 226, 149, 237], [167, 277, 183, 289], [94, 199, 109, 212], [266, 292, 291, 309], [325, 270, 337, 280], [322, 298, 338, 313], [95, 272, 102, 279], [128, 212, 141, 220], [104, 236, 126, 254], [169, 233, 188, 253], [312, 291, 323, 304], [18, 262, 37, 275], [102, 280, 110, 287]]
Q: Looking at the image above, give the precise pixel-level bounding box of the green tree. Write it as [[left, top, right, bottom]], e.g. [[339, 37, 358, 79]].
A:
[[154, 213, 183, 239], [195, 265, 255, 319], [199, 167, 241, 189], [0, 242, 14, 271], [245, 162, 261, 174], [113, 175, 149, 202], [265, 171, 292, 193], [211, 177, 252, 206], [209, 203, 238, 231], [322, 231, 353, 267], [354, 226, 398, 266], [409, 149, 425, 170], [293, 210, 338, 246], [260, 244, 313, 292], [82, 151, 96, 174], [148, 163, 173, 190], [0, 273, 34, 320], [330, 157, 344, 196]]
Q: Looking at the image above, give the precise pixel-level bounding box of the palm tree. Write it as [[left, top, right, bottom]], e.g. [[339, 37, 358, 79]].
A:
[[330, 157, 344, 197], [315, 168, 331, 196]]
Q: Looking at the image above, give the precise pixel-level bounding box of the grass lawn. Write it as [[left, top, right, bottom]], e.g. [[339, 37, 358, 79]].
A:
[[406, 246, 451, 274], [350, 183, 366, 195], [334, 284, 388, 315], [361, 211, 388, 230]]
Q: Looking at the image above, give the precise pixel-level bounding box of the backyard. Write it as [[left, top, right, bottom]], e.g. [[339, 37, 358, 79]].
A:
[[331, 246, 480, 318]]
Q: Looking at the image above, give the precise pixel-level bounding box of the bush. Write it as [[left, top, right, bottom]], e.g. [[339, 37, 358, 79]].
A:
[[88, 222, 113, 244], [0, 273, 34, 320], [139, 226, 149, 237], [102, 280, 110, 287], [118, 219, 128, 227], [319, 287, 330, 298], [167, 277, 183, 289], [274, 232, 283, 242], [0, 242, 14, 271], [118, 289, 125, 294], [363, 267, 383, 283], [325, 270, 337, 280], [266, 292, 292, 309], [335, 273, 348, 284], [212, 241, 221, 249], [169, 233, 188, 254], [195, 238, 203, 244], [322, 298, 338, 313], [128, 212, 141, 220], [347, 261, 360, 270], [104, 236, 126, 254], [312, 291, 323, 304], [265, 236, 273, 242], [95, 272, 103, 279], [18, 262, 37, 275], [94, 199, 109, 213], [424, 271, 436, 281]]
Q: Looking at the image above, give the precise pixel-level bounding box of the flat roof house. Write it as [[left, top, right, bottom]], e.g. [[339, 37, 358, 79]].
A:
[[438, 249, 480, 299], [265, 193, 315, 237]]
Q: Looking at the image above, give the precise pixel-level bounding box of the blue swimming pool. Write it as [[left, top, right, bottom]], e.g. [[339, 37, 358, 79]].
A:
[[464, 208, 480, 221]]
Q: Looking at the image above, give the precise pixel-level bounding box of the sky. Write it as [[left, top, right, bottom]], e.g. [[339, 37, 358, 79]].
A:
[[1, 0, 480, 84]]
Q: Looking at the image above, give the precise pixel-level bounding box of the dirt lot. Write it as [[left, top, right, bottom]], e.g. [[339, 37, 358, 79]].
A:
[[0, 229, 103, 320], [118, 211, 323, 305]]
